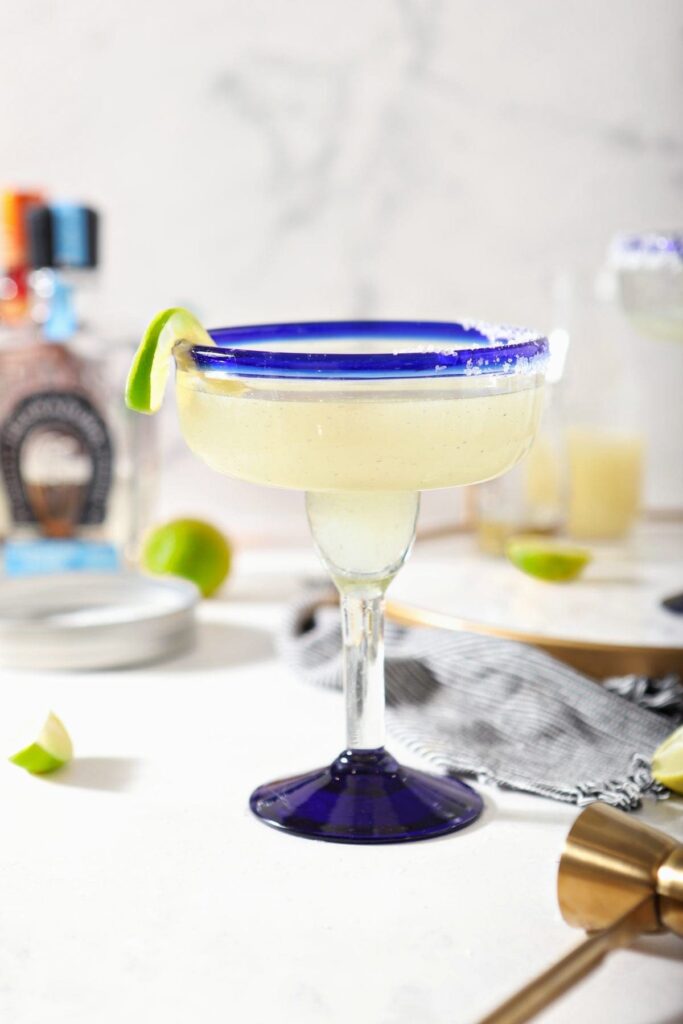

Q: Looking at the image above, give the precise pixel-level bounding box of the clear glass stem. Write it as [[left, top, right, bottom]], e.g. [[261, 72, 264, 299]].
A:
[[340, 586, 385, 750], [305, 489, 420, 753]]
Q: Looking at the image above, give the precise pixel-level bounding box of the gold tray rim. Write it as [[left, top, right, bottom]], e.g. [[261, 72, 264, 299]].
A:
[[384, 598, 683, 679], [385, 598, 682, 655]]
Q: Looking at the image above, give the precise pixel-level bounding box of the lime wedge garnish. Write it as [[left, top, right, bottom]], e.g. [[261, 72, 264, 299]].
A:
[[505, 537, 592, 582], [652, 725, 683, 794], [125, 307, 213, 414], [9, 711, 73, 775]]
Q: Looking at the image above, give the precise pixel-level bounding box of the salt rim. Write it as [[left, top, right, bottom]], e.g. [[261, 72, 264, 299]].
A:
[[457, 318, 546, 346], [611, 232, 683, 269]]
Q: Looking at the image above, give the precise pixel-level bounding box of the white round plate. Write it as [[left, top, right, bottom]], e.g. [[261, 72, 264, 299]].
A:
[[0, 572, 199, 671]]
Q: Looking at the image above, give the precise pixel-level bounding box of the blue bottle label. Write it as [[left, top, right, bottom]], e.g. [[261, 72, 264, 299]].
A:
[[4, 540, 120, 576]]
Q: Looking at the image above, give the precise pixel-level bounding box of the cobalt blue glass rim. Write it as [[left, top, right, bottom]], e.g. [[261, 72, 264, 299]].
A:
[[187, 319, 548, 380], [612, 231, 683, 257]]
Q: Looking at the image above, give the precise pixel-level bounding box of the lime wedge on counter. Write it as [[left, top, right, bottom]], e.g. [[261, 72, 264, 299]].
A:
[[125, 307, 213, 414], [142, 518, 232, 597], [652, 726, 683, 795], [505, 538, 592, 582], [9, 711, 73, 775]]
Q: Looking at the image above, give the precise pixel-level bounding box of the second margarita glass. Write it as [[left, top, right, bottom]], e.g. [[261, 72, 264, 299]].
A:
[[173, 320, 548, 843]]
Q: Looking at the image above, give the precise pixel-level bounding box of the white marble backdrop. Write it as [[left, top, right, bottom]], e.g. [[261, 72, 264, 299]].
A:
[[3, 0, 683, 540]]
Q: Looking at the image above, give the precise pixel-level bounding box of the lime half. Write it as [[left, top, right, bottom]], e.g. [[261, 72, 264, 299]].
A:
[[125, 307, 213, 414], [10, 711, 73, 775], [142, 518, 232, 597], [652, 725, 683, 795], [506, 537, 592, 583]]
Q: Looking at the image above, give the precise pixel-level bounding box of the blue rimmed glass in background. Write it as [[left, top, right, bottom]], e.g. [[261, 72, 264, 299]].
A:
[[611, 232, 683, 342], [173, 320, 548, 842]]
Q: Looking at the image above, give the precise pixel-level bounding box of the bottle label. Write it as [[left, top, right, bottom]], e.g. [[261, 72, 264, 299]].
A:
[[4, 539, 120, 576], [0, 390, 113, 535]]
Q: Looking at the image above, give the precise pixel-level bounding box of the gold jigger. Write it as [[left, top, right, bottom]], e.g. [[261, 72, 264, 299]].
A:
[[478, 803, 683, 1024]]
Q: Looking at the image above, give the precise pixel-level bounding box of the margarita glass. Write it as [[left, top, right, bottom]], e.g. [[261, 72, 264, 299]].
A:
[[611, 232, 683, 341], [173, 320, 548, 843]]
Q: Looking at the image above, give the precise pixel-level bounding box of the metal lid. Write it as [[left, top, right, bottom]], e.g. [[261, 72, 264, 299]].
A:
[[0, 572, 199, 670]]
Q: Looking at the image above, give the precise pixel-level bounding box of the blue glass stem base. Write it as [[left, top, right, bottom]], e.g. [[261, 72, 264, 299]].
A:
[[249, 748, 483, 843]]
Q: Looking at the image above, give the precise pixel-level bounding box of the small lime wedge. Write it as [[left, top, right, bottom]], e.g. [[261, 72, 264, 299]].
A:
[[10, 711, 73, 774], [125, 307, 213, 414], [505, 537, 592, 582], [142, 518, 232, 597], [652, 725, 683, 795]]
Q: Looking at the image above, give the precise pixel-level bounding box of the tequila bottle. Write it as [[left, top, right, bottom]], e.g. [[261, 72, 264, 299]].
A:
[[0, 199, 156, 571]]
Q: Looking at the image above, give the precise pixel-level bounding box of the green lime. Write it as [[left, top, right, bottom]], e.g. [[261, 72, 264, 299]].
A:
[[125, 307, 213, 414], [10, 711, 73, 774], [652, 725, 683, 795], [505, 537, 592, 582], [142, 518, 232, 597]]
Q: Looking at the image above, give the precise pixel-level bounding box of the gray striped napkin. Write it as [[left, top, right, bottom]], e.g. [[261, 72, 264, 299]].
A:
[[281, 599, 683, 811]]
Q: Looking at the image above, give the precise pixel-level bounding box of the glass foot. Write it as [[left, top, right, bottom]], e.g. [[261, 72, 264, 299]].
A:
[[249, 748, 483, 843]]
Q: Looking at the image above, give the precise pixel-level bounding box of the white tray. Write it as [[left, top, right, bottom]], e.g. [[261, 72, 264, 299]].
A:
[[389, 523, 683, 677]]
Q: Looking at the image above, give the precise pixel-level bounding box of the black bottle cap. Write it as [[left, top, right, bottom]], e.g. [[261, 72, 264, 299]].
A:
[[27, 204, 55, 268]]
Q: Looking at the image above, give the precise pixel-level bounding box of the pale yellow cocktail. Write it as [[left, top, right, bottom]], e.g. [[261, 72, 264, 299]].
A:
[[176, 372, 543, 493]]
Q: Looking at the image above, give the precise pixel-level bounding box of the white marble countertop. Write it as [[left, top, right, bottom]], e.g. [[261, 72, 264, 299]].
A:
[[0, 547, 681, 1024]]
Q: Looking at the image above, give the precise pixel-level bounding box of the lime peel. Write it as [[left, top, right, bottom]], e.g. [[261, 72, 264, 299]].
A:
[[10, 711, 73, 775], [652, 725, 683, 795], [505, 537, 592, 583], [125, 307, 213, 414]]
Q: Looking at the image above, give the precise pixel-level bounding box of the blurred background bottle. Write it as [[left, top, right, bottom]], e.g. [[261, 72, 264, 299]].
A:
[[0, 190, 157, 573], [0, 191, 43, 326]]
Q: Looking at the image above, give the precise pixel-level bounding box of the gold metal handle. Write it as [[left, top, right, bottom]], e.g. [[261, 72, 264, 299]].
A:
[[475, 896, 649, 1024]]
